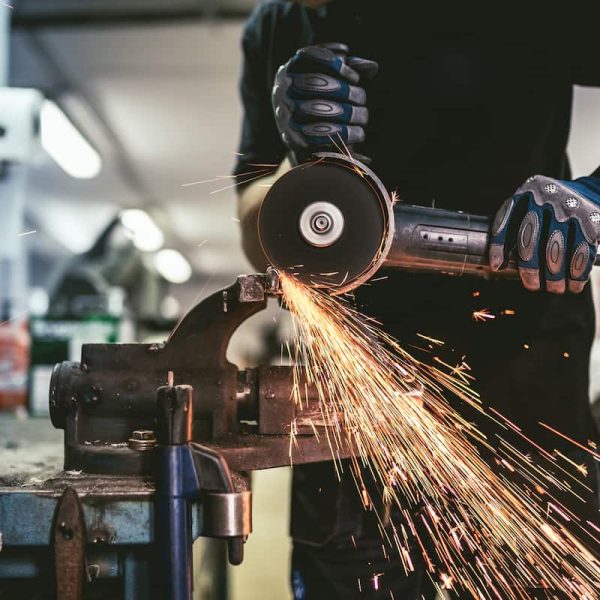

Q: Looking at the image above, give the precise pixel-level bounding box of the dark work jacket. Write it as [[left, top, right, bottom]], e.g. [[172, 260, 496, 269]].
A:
[[235, 1, 600, 546]]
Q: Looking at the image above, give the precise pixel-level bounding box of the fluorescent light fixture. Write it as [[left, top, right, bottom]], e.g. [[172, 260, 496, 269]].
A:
[[40, 100, 102, 179], [120, 209, 164, 252], [154, 249, 192, 284]]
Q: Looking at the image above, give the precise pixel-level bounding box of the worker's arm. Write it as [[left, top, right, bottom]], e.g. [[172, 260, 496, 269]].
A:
[[237, 158, 292, 271]]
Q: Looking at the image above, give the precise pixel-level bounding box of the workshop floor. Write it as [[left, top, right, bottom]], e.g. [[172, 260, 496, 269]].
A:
[[228, 468, 292, 600]]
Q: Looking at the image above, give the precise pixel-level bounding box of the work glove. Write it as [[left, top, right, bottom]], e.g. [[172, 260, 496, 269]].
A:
[[272, 43, 378, 165], [489, 175, 600, 293]]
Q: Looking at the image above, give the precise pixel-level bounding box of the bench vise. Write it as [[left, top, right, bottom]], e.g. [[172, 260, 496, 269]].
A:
[[47, 269, 348, 600]]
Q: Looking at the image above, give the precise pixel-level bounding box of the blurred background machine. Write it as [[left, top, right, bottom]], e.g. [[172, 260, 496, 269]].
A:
[[1, 1, 600, 599]]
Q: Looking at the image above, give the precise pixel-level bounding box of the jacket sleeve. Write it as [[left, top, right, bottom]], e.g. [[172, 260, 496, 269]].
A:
[[233, 4, 288, 188]]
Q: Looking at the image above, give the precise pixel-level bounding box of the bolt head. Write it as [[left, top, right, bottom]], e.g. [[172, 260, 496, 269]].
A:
[[131, 430, 155, 440]]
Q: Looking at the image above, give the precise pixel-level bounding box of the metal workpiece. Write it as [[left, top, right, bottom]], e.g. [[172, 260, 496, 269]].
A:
[[237, 267, 281, 303], [255, 365, 324, 435]]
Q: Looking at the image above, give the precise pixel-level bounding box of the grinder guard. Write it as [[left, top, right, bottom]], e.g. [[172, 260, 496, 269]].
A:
[[258, 153, 394, 293]]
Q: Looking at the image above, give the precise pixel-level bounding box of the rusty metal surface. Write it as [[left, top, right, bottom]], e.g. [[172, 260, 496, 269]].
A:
[[54, 488, 86, 600], [0, 419, 172, 549]]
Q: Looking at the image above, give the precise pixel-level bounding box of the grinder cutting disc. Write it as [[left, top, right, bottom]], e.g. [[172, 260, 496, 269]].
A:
[[258, 154, 393, 293]]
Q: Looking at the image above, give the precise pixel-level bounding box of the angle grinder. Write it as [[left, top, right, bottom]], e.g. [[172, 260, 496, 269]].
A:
[[258, 153, 599, 294]]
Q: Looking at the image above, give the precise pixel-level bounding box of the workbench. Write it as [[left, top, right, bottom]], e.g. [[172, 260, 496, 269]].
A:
[[0, 417, 225, 599]]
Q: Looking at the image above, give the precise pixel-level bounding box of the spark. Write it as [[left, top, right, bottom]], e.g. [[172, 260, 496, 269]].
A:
[[502, 309, 516, 316], [472, 308, 495, 322], [181, 168, 267, 187], [209, 170, 272, 194], [0, 309, 30, 327], [416, 333, 445, 346], [181, 167, 272, 194], [372, 572, 383, 590], [539, 422, 600, 461], [18, 230, 36, 237], [441, 572, 454, 589], [280, 273, 600, 598]]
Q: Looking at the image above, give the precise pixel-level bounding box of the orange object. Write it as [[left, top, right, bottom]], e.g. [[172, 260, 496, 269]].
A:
[[0, 318, 30, 410]]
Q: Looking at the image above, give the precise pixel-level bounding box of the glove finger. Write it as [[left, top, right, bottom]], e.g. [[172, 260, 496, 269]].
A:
[[290, 73, 366, 105], [543, 217, 569, 294], [273, 91, 308, 151], [298, 122, 365, 147], [293, 99, 368, 126], [489, 197, 514, 271], [292, 46, 360, 84], [273, 66, 295, 115], [346, 56, 379, 81], [489, 193, 530, 271], [567, 223, 595, 293], [516, 201, 544, 291]]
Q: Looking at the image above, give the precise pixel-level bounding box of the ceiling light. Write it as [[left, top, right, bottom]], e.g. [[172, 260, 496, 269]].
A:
[[154, 249, 192, 284], [40, 100, 101, 179], [120, 209, 164, 252]]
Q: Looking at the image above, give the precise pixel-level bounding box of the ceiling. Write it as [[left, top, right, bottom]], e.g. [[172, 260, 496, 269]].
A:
[[12, 0, 255, 22], [10, 2, 258, 292]]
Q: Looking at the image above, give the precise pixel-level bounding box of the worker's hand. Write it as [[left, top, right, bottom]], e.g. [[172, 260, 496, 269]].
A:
[[272, 43, 378, 164], [489, 175, 600, 293]]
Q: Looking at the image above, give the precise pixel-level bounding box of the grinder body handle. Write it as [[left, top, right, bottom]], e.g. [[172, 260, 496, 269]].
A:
[[384, 203, 600, 279]]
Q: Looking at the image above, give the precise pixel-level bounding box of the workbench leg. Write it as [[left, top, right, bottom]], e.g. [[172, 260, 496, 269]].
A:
[[122, 551, 152, 600]]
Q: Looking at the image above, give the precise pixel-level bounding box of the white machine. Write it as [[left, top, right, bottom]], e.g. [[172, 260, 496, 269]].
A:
[[0, 86, 44, 317]]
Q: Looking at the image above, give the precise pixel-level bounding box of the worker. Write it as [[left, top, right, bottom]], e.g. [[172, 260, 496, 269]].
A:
[[234, 2, 600, 598]]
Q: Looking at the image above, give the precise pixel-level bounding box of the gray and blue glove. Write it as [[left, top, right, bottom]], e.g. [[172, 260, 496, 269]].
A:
[[489, 175, 600, 293], [272, 43, 378, 165]]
